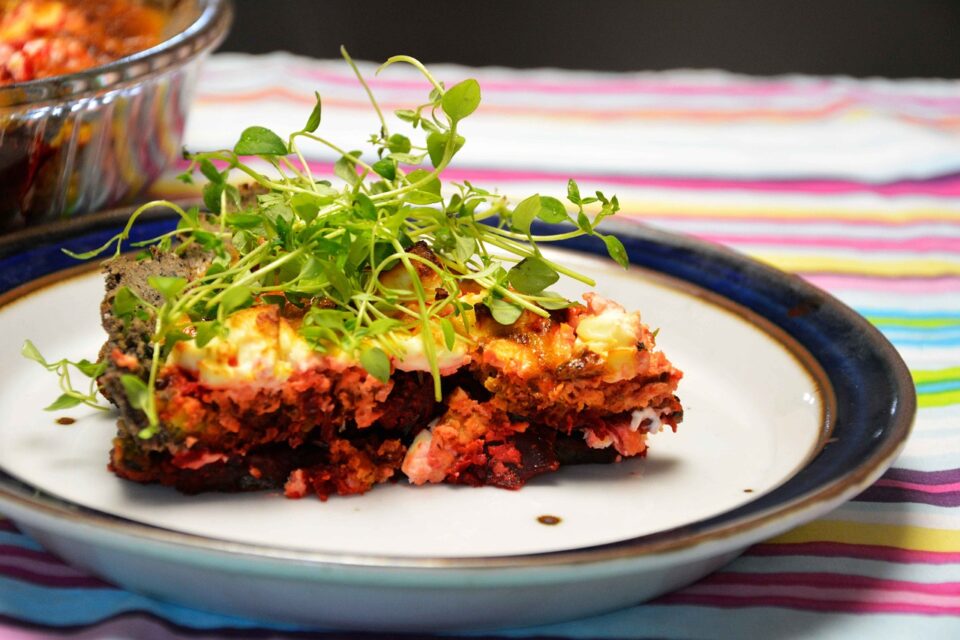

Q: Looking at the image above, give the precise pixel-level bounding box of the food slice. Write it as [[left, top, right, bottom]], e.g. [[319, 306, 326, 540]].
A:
[[98, 242, 682, 500]]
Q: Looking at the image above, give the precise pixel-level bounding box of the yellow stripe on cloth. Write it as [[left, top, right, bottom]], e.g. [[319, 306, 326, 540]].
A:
[[750, 254, 960, 277], [768, 520, 960, 552]]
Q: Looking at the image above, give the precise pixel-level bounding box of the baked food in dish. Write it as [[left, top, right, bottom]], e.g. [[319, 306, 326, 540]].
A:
[[0, 0, 164, 85]]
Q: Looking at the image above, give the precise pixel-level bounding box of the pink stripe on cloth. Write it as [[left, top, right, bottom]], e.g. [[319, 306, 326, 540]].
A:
[[280, 63, 960, 108], [657, 592, 960, 615], [698, 571, 960, 595], [674, 583, 960, 610], [747, 542, 960, 564], [0, 545, 74, 566], [0, 564, 110, 589], [873, 479, 960, 494], [640, 214, 960, 229], [0, 555, 94, 579], [803, 274, 960, 293], [692, 233, 960, 253]]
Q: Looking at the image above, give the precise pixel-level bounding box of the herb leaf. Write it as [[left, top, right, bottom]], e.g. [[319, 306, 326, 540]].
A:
[[487, 296, 524, 325], [120, 374, 149, 410], [538, 196, 569, 224], [234, 126, 288, 156], [508, 257, 560, 295], [603, 234, 629, 269], [304, 91, 322, 133], [442, 79, 481, 121], [511, 194, 541, 235], [21, 340, 45, 365], [359, 346, 391, 383], [45, 393, 84, 411], [148, 276, 188, 302]]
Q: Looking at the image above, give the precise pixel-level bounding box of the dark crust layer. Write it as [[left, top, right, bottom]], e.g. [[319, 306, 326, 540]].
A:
[[108, 421, 617, 497], [98, 245, 211, 450]]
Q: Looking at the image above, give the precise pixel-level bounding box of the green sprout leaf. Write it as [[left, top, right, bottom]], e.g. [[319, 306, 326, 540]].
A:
[[442, 79, 481, 122], [74, 359, 106, 378], [537, 196, 569, 224], [194, 321, 224, 348], [219, 286, 252, 316], [304, 91, 322, 132], [147, 276, 187, 302], [202, 181, 224, 213], [440, 317, 456, 350], [120, 374, 149, 410], [225, 213, 263, 229], [290, 192, 330, 222], [387, 133, 411, 154], [372, 157, 397, 181], [404, 169, 442, 204], [603, 234, 629, 269], [508, 257, 560, 295], [199, 158, 222, 184], [233, 126, 288, 156], [354, 193, 377, 220], [334, 151, 362, 185], [45, 393, 84, 411], [21, 340, 45, 365], [426, 131, 465, 168], [112, 286, 147, 320], [537, 291, 572, 310], [359, 346, 391, 383], [487, 296, 524, 325], [511, 194, 541, 235]]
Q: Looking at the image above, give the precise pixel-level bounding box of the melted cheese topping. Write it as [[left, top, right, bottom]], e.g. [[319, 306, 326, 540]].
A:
[[170, 307, 323, 386], [575, 298, 642, 356], [575, 294, 645, 382], [168, 306, 470, 387], [392, 332, 470, 375]]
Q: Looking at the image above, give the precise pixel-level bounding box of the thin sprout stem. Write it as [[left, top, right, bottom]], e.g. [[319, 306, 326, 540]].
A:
[[482, 235, 595, 286], [288, 140, 318, 190], [341, 46, 388, 137], [292, 132, 378, 175], [377, 55, 445, 94]]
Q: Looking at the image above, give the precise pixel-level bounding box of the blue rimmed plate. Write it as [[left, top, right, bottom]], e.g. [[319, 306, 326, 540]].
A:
[[0, 207, 914, 631]]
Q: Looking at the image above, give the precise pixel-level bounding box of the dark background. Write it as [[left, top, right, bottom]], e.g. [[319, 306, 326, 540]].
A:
[[222, 0, 960, 78]]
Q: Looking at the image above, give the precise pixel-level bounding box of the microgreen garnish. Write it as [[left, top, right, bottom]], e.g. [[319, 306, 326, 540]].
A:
[[32, 50, 629, 435], [21, 340, 108, 412]]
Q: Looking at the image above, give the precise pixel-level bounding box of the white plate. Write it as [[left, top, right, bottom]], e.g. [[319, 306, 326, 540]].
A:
[[0, 213, 914, 631]]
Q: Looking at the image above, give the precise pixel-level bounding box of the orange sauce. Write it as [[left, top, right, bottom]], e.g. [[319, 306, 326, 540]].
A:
[[0, 0, 164, 85]]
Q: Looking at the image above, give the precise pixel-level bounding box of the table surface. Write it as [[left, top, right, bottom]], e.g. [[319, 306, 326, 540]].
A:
[[2, 53, 959, 639]]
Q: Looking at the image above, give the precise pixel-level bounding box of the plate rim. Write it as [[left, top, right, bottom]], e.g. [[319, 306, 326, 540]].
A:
[[0, 206, 916, 572]]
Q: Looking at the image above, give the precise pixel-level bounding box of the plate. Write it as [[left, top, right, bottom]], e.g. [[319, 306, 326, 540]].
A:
[[0, 207, 915, 631]]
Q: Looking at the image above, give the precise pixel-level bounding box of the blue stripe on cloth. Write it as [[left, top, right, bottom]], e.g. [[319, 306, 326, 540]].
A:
[[0, 576, 308, 632], [856, 309, 960, 320], [729, 554, 960, 582], [885, 336, 960, 347], [0, 533, 43, 552], [916, 380, 960, 394]]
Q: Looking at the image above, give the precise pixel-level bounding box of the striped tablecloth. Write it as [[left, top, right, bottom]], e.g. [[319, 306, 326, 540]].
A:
[[3, 52, 959, 638]]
